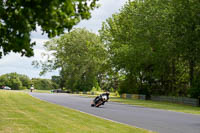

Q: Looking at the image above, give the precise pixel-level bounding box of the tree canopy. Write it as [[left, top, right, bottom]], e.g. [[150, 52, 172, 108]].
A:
[[100, 0, 200, 98], [0, 72, 59, 90], [32, 78, 58, 90], [0, 73, 31, 90], [0, 0, 99, 58], [32, 0, 200, 98], [34, 28, 107, 91]]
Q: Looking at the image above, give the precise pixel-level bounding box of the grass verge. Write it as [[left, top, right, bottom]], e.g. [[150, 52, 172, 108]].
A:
[[20, 89, 51, 93], [110, 97, 200, 115], [76, 93, 200, 115], [0, 90, 154, 133]]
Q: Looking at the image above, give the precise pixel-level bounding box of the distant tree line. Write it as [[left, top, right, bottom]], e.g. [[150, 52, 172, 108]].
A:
[[99, 0, 200, 98], [34, 0, 200, 99], [0, 73, 58, 90], [33, 28, 109, 92], [3, 0, 199, 98], [32, 78, 58, 90]]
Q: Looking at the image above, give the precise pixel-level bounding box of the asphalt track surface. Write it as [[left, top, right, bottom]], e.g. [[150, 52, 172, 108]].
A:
[[30, 93, 200, 133]]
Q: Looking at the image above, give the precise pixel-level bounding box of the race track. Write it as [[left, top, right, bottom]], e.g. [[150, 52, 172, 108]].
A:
[[30, 93, 200, 133]]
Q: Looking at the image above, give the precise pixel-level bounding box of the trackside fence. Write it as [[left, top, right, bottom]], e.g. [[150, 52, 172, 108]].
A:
[[120, 94, 146, 100], [151, 96, 200, 107], [70, 91, 200, 107], [120, 93, 200, 107]]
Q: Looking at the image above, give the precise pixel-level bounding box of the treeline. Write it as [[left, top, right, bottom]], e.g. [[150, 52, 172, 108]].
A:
[[33, 28, 109, 92], [0, 73, 58, 90], [35, 0, 200, 98], [100, 0, 200, 98]]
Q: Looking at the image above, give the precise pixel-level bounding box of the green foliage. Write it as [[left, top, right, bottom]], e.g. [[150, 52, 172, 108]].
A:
[[32, 78, 58, 90], [10, 78, 23, 90], [0, 75, 7, 87], [18, 74, 32, 89], [91, 87, 97, 92], [110, 87, 114, 92], [35, 28, 107, 92], [91, 85, 102, 92], [0, 73, 29, 90], [51, 76, 62, 88], [190, 87, 200, 99], [100, 0, 200, 97], [189, 74, 200, 98], [118, 75, 138, 94], [0, 73, 58, 90], [0, 0, 99, 58]]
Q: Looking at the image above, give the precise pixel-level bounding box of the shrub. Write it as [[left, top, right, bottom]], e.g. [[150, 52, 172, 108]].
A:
[[190, 75, 200, 98], [32, 78, 58, 90]]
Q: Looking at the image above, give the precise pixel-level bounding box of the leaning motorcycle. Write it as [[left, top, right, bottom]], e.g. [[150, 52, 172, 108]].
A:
[[91, 93, 109, 107]]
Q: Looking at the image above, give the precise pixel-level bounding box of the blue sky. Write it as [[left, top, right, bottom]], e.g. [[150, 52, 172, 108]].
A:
[[0, 0, 128, 79]]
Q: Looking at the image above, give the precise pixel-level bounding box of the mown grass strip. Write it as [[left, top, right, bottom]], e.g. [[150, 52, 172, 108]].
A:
[[0, 90, 154, 133], [110, 97, 200, 115], [76, 93, 200, 115], [20, 89, 51, 93]]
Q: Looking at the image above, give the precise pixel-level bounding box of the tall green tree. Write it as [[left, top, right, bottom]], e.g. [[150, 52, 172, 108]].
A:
[[169, 0, 200, 87], [100, 0, 200, 97], [0, 73, 23, 90], [32, 78, 57, 90], [0, 0, 99, 58], [34, 28, 107, 91], [100, 0, 172, 95], [18, 74, 32, 89]]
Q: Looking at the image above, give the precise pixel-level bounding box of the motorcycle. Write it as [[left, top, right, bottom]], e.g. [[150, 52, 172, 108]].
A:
[[91, 92, 109, 107]]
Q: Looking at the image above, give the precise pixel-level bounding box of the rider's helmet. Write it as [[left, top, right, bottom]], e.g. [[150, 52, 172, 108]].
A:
[[106, 91, 110, 95]]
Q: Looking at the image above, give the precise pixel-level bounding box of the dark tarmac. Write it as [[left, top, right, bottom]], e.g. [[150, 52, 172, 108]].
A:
[[30, 93, 200, 133]]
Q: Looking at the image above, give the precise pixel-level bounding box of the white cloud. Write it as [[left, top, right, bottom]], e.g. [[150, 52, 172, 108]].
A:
[[0, 0, 128, 79], [0, 38, 58, 79], [76, 0, 128, 33], [31, 26, 48, 39]]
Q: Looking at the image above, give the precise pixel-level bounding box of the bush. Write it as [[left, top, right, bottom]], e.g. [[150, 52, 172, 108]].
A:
[[18, 75, 32, 89], [32, 78, 58, 90], [118, 78, 138, 94], [189, 87, 200, 98], [189, 75, 200, 98], [91, 87, 97, 92], [10, 78, 23, 90], [109, 87, 114, 92], [0, 73, 25, 90]]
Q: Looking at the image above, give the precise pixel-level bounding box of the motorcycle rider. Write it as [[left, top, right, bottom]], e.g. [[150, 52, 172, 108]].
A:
[[93, 91, 110, 105], [100, 91, 110, 105]]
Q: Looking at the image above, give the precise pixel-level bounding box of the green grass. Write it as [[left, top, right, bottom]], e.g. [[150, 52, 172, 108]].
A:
[[77, 93, 200, 115], [110, 97, 200, 115], [0, 90, 154, 133], [20, 89, 51, 93], [31, 89, 51, 93]]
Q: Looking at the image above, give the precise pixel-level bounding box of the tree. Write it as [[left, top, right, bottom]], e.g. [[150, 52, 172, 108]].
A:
[[51, 75, 62, 88], [34, 28, 107, 91], [18, 74, 32, 89], [100, 0, 172, 95], [0, 73, 33, 90], [0, 73, 23, 90], [169, 0, 200, 87], [32, 78, 57, 90], [100, 0, 200, 97], [0, 0, 99, 58], [0, 75, 7, 88]]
